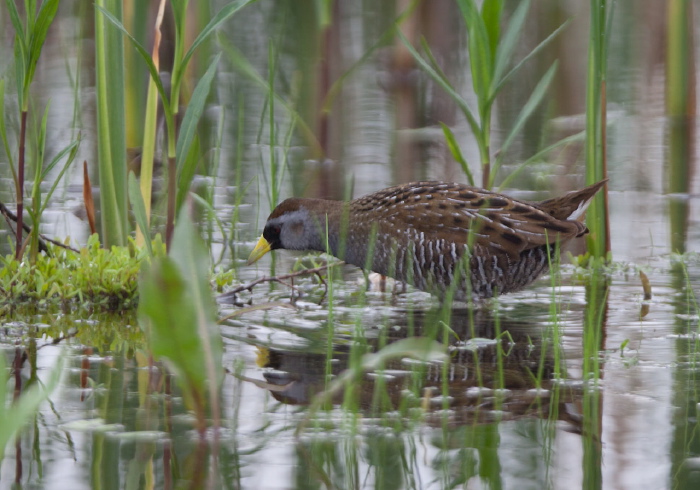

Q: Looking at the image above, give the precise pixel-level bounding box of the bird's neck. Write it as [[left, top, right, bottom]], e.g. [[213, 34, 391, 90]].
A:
[[304, 199, 376, 267], [301, 199, 346, 254]]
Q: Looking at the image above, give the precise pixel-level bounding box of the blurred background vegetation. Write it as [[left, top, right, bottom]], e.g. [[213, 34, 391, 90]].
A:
[[0, 0, 696, 262]]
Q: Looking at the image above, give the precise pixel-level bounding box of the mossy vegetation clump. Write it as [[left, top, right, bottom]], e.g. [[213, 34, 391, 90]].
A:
[[0, 234, 166, 311]]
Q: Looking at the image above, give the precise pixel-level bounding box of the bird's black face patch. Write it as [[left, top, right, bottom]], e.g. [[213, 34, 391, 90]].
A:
[[263, 224, 282, 250]]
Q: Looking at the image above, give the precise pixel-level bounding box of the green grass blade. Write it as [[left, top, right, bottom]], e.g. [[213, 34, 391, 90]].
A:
[[170, 0, 189, 27], [176, 135, 201, 214], [128, 172, 153, 256], [218, 35, 322, 156], [181, 0, 258, 71], [5, 0, 27, 47], [440, 122, 474, 186], [490, 19, 569, 103], [321, 0, 420, 114], [38, 137, 80, 216], [13, 38, 26, 110], [137, 47, 161, 235], [37, 101, 50, 181], [190, 192, 228, 262], [480, 0, 503, 60], [491, 61, 558, 185], [175, 53, 220, 174], [26, 0, 59, 88], [0, 354, 63, 460], [398, 31, 480, 137], [492, 0, 530, 87], [0, 80, 17, 177], [496, 130, 585, 190], [41, 137, 80, 181], [456, 0, 493, 101], [175, 53, 220, 213]]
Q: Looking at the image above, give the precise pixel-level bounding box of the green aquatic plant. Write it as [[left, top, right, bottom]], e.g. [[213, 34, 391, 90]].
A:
[[0, 234, 165, 310]]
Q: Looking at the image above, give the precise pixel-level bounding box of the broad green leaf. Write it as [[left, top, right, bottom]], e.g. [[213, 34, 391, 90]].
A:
[[128, 172, 152, 256], [168, 212, 223, 390], [456, 0, 492, 101], [481, 0, 503, 60], [441, 123, 474, 186], [138, 211, 222, 408], [139, 258, 207, 396]]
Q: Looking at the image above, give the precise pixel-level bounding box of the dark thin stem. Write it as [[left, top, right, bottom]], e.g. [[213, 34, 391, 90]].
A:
[[16, 111, 27, 260], [218, 262, 341, 303], [0, 200, 79, 254]]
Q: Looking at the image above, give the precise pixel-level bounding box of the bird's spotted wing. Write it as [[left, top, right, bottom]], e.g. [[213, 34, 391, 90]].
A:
[[355, 181, 586, 261]]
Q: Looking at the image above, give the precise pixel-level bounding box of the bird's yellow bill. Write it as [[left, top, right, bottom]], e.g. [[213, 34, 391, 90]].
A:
[[247, 236, 272, 265]]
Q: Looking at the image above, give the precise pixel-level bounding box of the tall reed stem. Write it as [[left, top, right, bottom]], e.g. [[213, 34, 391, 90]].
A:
[[666, 0, 695, 253], [584, 0, 611, 259]]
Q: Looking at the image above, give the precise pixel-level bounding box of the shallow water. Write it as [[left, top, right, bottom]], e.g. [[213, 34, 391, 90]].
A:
[[1, 249, 699, 489], [1, 1, 700, 489]]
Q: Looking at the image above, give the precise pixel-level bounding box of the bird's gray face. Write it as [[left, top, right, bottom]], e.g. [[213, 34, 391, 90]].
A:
[[264, 209, 324, 251], [248, 208, 326, 265]]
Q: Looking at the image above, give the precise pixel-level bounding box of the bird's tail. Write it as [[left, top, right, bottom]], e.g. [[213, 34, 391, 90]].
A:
[[536, 180, 608, 222]]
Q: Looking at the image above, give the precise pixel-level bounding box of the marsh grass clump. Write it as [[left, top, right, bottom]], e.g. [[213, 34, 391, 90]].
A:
[[0, 234, 165, 311]]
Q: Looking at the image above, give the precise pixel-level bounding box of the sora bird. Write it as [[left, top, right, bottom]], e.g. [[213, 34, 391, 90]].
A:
[[247, 180, 607, 301]]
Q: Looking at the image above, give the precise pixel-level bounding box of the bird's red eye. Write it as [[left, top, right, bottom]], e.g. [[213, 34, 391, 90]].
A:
[[271, 225, 281, 236]]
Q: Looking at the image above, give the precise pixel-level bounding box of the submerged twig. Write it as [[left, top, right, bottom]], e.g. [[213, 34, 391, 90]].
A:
[[218, 261, 343, 305]]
